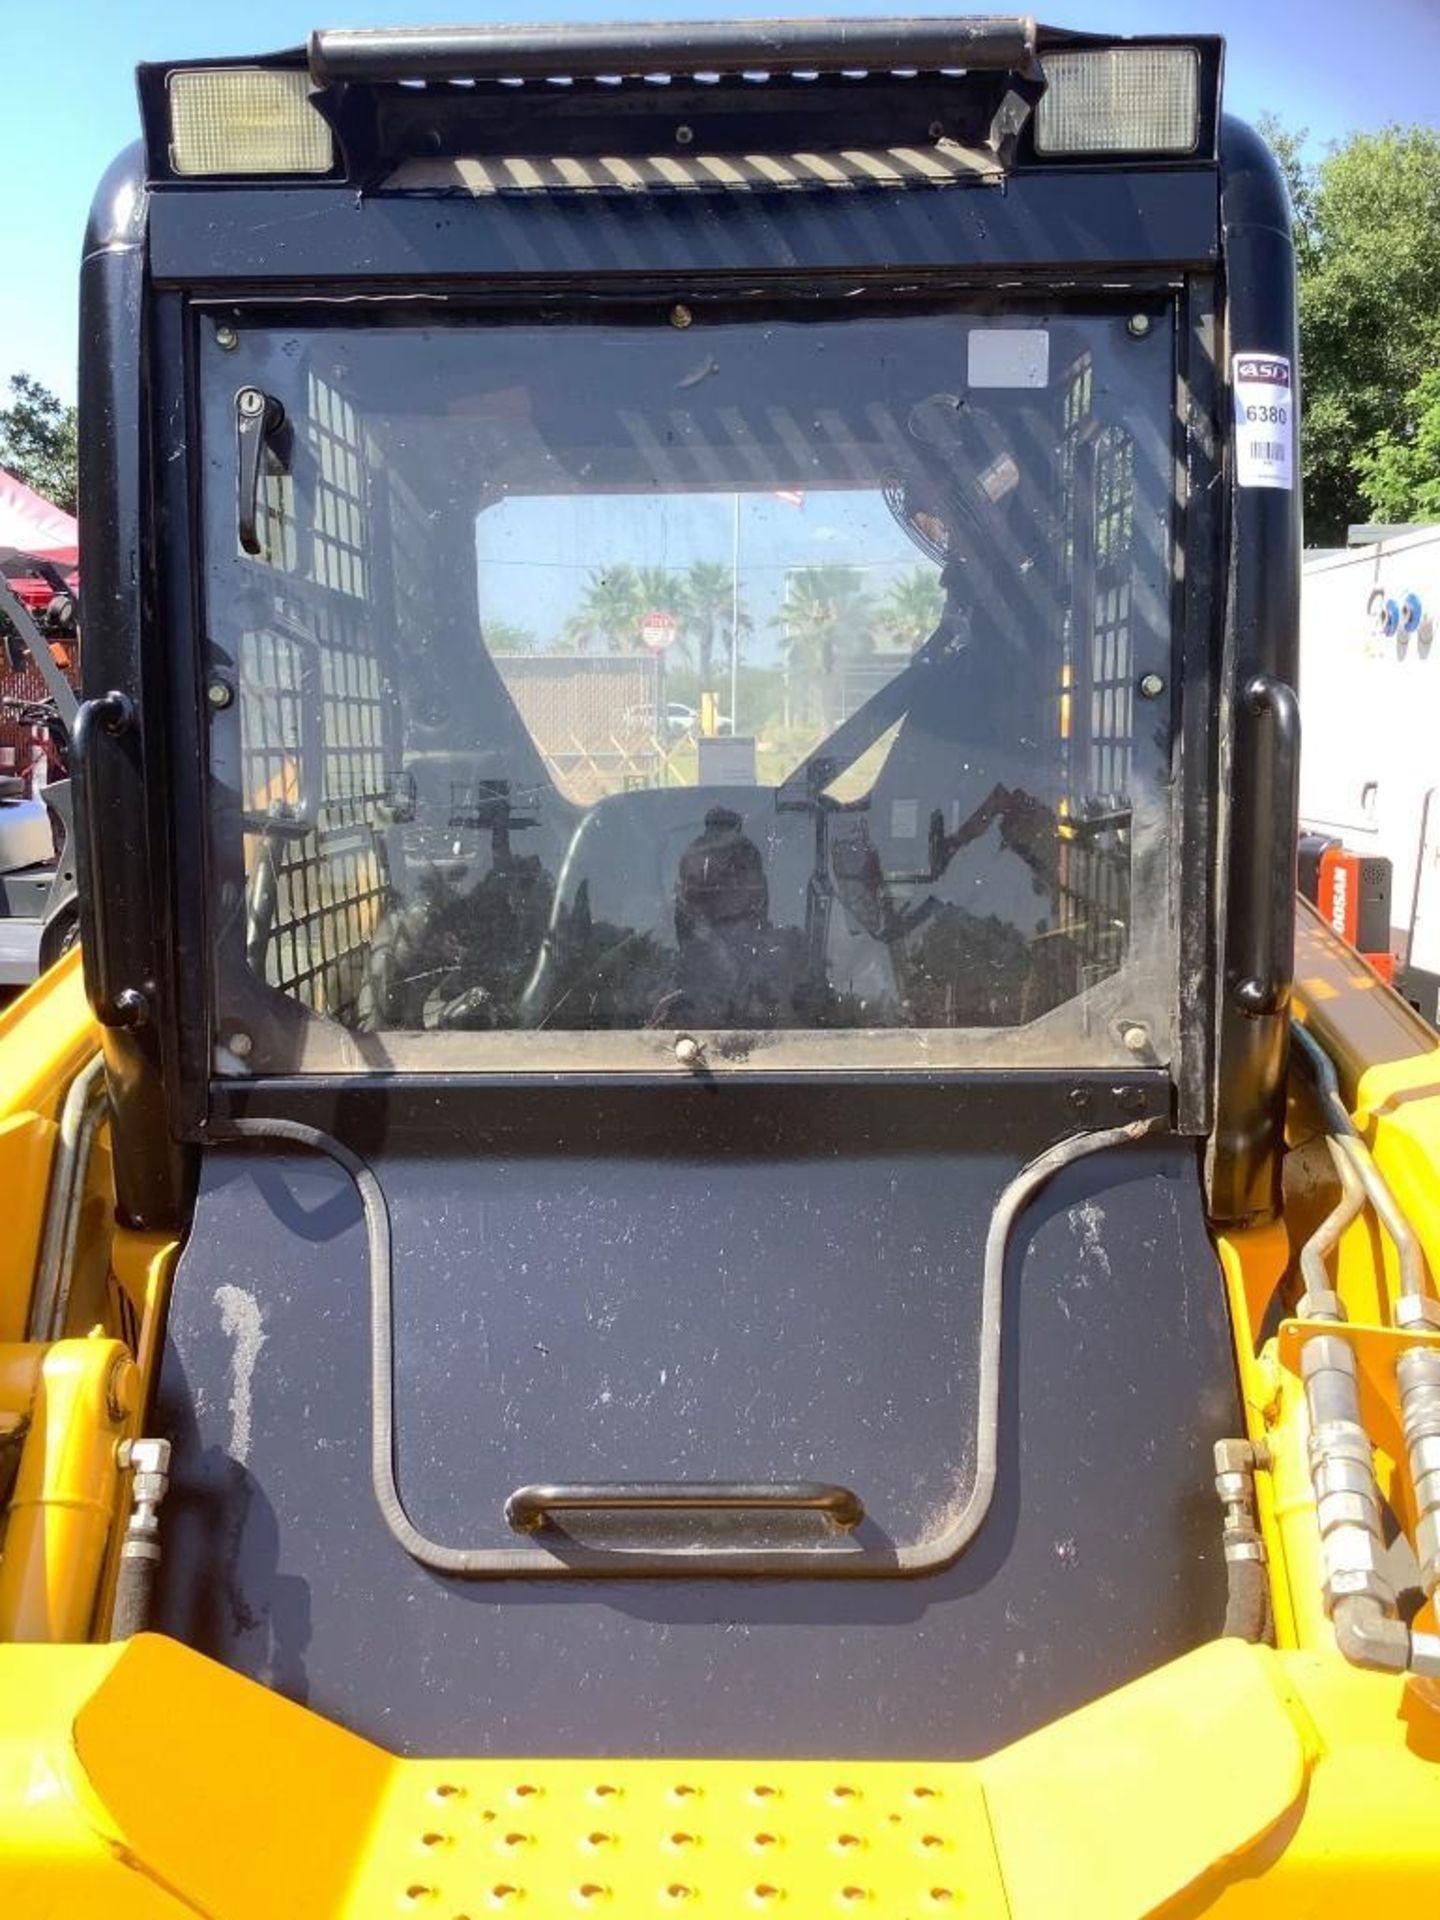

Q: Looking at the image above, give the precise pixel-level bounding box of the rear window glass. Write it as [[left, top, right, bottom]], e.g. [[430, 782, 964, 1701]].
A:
[[201, 300, 1178, 1073]]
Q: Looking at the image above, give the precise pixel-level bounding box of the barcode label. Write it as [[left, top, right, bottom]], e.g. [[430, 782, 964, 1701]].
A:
[[1232, 354, 1294, 490]]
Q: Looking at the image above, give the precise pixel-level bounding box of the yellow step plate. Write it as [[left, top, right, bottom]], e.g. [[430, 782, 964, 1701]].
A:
[[4, 1633, 1437, 1916], [357, 1759, 1004, 1916]]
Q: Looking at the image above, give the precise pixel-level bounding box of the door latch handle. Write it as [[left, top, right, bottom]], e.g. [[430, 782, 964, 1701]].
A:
[[235, 386, 287, 556]]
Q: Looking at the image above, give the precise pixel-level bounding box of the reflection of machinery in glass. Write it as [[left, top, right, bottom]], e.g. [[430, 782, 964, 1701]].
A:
[[366, 763, 554, 1032], [670, 805, 783, 1028], [675, 806, 768, 942], [0, 574, 78, 985]]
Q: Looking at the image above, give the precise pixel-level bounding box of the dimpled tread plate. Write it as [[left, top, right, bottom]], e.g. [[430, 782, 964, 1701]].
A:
[[350, 1761, 1007, 1918]]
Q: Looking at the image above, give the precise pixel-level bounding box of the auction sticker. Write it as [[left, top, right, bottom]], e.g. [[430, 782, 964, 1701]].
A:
[[1232, 353, 1294, 490]]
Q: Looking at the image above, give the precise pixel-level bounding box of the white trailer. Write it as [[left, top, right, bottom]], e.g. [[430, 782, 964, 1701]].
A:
[[1299, 524, 1440, 1009]]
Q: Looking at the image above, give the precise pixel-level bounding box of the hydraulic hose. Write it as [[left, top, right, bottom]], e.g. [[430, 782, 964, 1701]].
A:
[[1291, 1020, 1432, 1314], [1297, 1136, 1364, 1321], [108, 1438, 171, 1640], [1289, 1018, 1440, 1678], [1214, 1438, 1273, 1644], [1222, 1555, 1271, 1643]]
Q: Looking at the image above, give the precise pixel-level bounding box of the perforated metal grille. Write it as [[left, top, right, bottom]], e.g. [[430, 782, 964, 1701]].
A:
[[240, 371, 388, 1017], [1054, 357, 1136, 986], [387, 143, 1002, 196], [350, 1761, 1007, 1916]]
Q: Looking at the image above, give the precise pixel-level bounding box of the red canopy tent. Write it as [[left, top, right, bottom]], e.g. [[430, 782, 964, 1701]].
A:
[[0, 467, 79, 778], [0, 466, 78, 567]]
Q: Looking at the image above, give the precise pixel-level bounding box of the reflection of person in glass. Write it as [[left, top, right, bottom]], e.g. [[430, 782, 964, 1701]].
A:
[[673, 806, 771, 1025]]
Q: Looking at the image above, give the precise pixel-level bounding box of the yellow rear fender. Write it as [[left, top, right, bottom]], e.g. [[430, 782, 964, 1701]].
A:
[[0, 1633, 1437, 1916]]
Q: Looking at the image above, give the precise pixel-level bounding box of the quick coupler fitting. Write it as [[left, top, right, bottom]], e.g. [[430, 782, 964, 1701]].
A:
[[1398, 1345, 1440, 1598]]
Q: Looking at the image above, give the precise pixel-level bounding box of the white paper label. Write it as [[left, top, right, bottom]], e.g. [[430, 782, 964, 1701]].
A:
[[968, 329, 1050, 389], [1232, 353, 1294, 490]]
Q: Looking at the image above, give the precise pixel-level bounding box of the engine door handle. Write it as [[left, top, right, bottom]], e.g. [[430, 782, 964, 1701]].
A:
[[505, 1480, 865, 1535]]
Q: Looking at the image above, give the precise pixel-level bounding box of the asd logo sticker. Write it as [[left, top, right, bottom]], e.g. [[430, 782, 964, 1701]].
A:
[[1234, 356, 1291, 387], [1232, 352, 1294, 490]]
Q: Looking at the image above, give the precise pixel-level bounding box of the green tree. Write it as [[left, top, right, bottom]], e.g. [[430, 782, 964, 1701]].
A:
[[483, 618, 537, 654], [877, 567, 945, 651], [562, 565, 642, 652], [1256, 115, 1315, 263], [1266, 121, 1440, 543], [680, 560, 751, 695], [777, 566, 875, 726], [634, 567, 684, 655], [0, 373, 78, 512], [1353, 366, 1440, 525]]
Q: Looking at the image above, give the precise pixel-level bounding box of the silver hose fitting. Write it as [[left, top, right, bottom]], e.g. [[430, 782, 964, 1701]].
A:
[[110, 1437, 172, 1640], [1300, 1334, 1399, 1621], [1394, 1293, 1440, 1333], [1214, 1437, 1267, 1563], [1398, 1345, 1440, 1601], [1214, 1438, 1271, 1642]]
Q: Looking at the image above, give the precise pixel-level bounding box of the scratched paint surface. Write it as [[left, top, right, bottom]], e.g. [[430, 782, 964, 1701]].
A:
[[152, 1128, 1235, 1758]]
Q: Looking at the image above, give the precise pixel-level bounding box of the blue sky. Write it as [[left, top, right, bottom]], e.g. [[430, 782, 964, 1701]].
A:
[[3, 0, 1439, 404]]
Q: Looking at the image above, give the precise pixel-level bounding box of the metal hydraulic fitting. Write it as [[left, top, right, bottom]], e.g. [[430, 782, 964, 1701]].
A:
[[110, 1436, 173, 1640], [116, 1437, 172, 1565], [1394, 1293, 1440, 1334], [1398, 1345, 1440, 1598], [1301, 1335, 1399, 1617], [1213, 1438, 1267, 1564], [1333, 1595, 1413, 1675]]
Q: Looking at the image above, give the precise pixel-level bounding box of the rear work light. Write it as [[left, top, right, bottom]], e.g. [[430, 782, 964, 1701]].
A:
[[168, 67, 333, 176], [1035, 47, 1201, 156]]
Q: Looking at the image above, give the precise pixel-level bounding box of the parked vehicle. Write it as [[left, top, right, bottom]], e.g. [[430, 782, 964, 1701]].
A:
[[1299, 523, 1440, 1017]]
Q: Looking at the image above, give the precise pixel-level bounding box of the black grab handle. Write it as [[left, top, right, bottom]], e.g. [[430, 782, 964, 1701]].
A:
[[71, 690, 147, 1030], [1233, 673, 1301, 1018], [505, 1480, 865, 1535], [311, 19, 1040, 86]]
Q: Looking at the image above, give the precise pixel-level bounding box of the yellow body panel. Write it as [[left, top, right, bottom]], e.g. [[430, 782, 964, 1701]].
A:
[[0, 1115, 61, 1344], [0, 953, 99, 1346], [0, 1339, 138, 1643], [1, 908, 1438, 1909], [0, 948, 95, 1121]]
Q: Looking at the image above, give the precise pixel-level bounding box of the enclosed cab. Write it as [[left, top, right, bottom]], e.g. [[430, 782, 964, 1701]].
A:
[[1, 19, 1439, 1912]]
